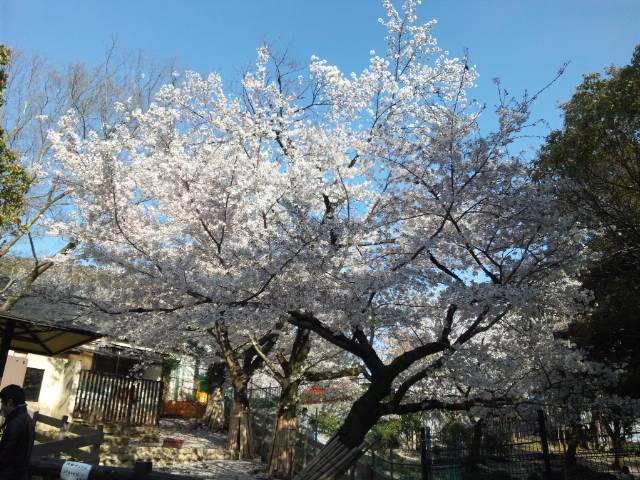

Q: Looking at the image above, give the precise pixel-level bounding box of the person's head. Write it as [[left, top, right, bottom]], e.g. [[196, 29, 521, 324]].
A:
[[623, 466, 631, 474], [301, 407, 308, 415], [0, 384, 26, 415]]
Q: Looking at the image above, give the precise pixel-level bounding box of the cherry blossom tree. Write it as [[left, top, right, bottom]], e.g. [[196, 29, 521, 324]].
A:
[[252, 325, 362, 478], [209, 317, 281, 457], [49, 1, 588, 477], [0, 44, 175, 313], [200, 360, 226, 431]]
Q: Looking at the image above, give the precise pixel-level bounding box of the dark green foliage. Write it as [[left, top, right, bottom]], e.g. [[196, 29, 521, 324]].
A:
[[538, 45, 640, 250], [537, 45, 640, 399], [0, 45, 30, 231], [568, 248, 640, 397], [368, 418, 402, 456], [315, 407, 343, 435], [399, 412, 422, 449]]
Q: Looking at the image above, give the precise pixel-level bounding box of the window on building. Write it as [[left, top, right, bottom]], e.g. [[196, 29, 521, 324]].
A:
[[93, 354, 137, 376], [23, 368, 45, 402]]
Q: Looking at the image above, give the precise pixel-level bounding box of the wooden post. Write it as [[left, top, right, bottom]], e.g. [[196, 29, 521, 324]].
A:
[[58, 415, 69, 441], [156, 381, 165, 424], [31, 410, 40, 477], [421, 426, 432, 480], [0, 318, 16, 380], [90, 425, 104, 464], [538, 409, 552, 480], [303, 428, 309, 467]]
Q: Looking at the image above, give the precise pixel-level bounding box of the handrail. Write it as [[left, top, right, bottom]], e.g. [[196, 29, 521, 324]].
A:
[[30, 458, 201, 480]]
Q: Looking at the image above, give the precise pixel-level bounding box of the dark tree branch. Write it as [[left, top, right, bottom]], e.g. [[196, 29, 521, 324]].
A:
[[248, 334, 284, 382], [389, 357, 445, 408], [454, 305, 511, 346], [385, 396, 513, 415], [287, 310, 385, 374], [243, 324, 282, 376], [440, 304, 457, 345], [428, 252, 464, 283], [387, 339, 448, 378], [453, 306, 490, 346]]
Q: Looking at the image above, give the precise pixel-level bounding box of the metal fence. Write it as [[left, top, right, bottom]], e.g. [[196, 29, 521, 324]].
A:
[[246, 382, 358, 407], [73, 370, 163, 425], [248, 389, 640, 480], [356, 411, 640, 480]]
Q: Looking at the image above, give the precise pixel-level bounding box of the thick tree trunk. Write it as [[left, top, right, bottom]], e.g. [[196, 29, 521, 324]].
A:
[[202, 386, 226, 430], [210, 320, 281, 459], [228, 388, 253, 458], [293, 389, 383, 480], [564, 423, 582, 466], [590, 417, 602, 450], [269, 405, 299, 479], [268, 378, 306, 479], [612, 419, 624, 470], [267, 329, 310, 479]]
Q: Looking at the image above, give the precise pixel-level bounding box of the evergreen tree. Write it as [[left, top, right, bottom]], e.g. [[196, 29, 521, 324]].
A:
[[538, 46, 640, 398], [0, 45, 30, 231]]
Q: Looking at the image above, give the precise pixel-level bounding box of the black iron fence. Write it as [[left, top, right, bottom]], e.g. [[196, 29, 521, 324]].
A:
[[236, 382, 640, 479], [248, 390, 640, 480], [73, 370, 163, 425], [245, 382, 359, 407], [354, 411, 640, 480]]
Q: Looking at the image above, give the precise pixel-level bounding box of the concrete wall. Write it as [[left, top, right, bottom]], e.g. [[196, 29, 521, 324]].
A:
[[8, 349, 164, 420], [21, 352, 82, 419]]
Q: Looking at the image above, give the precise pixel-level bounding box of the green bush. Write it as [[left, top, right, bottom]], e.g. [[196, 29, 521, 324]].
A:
[[368, 418, 402, 456], [315, 407, 343, 435]]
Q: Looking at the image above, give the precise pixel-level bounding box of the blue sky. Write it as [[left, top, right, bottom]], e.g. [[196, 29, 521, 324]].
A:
[[2, 0, 638, 133], [1, 0, 639, 257]]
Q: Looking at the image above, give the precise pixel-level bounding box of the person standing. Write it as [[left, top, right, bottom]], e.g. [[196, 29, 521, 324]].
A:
[[0, 385, 35, 480], [299, 407, 311, 439]]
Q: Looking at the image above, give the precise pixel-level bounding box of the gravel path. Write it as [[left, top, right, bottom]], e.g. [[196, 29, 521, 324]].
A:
[[128, 418, 228, 449], [151, 419, 269, 478]]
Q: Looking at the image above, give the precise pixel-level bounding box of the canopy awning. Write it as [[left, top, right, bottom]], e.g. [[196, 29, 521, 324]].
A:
[[0, 313, 102, 379]]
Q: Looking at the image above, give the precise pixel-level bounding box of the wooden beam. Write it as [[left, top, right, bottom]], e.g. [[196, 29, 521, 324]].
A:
[[31, 432, 104, 458], [29, 458, 201, 480]]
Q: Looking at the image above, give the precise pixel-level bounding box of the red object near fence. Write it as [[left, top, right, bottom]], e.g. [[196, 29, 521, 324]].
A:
[[162, 437, 185, 448]]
